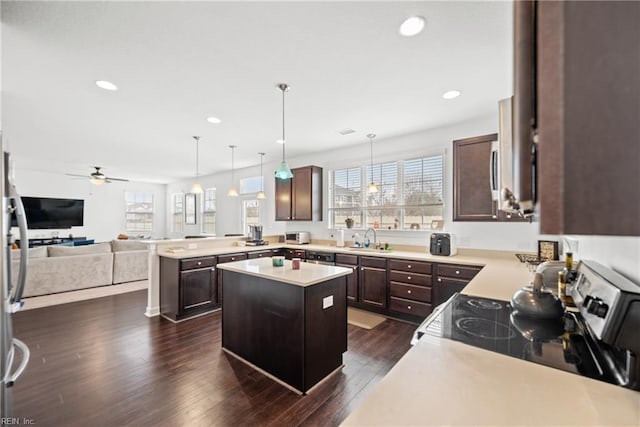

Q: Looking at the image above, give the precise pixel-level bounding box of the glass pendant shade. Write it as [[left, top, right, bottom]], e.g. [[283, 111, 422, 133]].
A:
[[256, 191, 266, 199], [227, 187, 238, 197], [275, 83, 293, 180], [90, 178, 105, 186], [368, 181, 379, 193], [191, 183, 203, 194]]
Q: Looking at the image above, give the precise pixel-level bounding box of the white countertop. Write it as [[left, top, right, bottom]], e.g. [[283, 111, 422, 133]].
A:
[[341, 256, 640, 426], [217, 257, 352, 287]]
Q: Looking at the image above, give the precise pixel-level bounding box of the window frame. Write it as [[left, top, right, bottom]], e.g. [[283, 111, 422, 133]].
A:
[[201, 188, 217, 235], [124, 191, 154, 233], [171, 193, 184, 233]]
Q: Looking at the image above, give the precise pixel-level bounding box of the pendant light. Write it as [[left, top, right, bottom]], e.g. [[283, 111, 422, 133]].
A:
[[191, 136, 204, 194], [256, 152, 266, 199], [274, 83, 294, 180], [367, 133, 379, 193], [227, 145, 238, 197]]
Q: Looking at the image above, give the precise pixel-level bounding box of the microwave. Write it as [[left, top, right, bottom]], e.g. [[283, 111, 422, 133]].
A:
[[285, 232, 310, 244]]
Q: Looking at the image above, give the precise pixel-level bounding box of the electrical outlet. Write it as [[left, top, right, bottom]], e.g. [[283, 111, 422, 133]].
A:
[[323, 295, 334, 309]]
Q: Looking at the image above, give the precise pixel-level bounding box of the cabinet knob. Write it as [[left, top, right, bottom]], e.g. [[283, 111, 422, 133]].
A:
[[197, 261, 202, 266], [361, 267, 364, 271], [407, 265, 412, 269], [231, 257, 235, 261], [353, 266, 357, 271], [408, 305, 412, 310], [407, 276, 412, 280], [437, 278, 442, 282], [258, 254, 263, 257], [407, 290, 412, 294], [211, 268, 215, 271], [455, 270, 460, 275]]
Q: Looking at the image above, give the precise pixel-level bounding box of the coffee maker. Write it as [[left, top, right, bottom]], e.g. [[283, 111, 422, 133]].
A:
[[247, 224, 266, 246]]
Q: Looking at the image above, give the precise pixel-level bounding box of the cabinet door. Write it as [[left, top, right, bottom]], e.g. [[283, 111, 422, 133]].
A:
[[453, 134, 497, 221], [337, 263, 358, 302], [180, 268, 216, 313], [359, 266, 387, 308], [275, 178, 292, 220], [435, 277, 467, 306], [292, 167, 312, 220]]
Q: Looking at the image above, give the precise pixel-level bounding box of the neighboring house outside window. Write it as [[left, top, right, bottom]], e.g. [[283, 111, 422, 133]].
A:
[[172, 193, 184, 233], [125, 191, 154, 233], [202, 188, 216, 234], [328, 154, 444, 230], [242, 199, 261, 234]]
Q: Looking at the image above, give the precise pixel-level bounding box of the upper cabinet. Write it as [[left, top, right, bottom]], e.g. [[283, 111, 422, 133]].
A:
[[519, 1, 640, 235], [275, 166, 323, 221], [453, 134, 497, 221]]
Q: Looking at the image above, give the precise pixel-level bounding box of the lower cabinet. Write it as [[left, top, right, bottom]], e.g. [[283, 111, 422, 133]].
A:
[[335, 253, 359, 302], [388, 259, 433, 318], [216, 252, 248, 304], [160, 255, 218, 321], [359, 257, 387, 308], [434, 263, 482, 306]]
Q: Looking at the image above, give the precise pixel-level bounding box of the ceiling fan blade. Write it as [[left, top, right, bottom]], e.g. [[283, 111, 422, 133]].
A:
[[65, 173, 89, 178], [104, 177, 129, 182]]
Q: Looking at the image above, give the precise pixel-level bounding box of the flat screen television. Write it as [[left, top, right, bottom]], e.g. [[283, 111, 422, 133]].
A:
[[11, 197, 84, 229]]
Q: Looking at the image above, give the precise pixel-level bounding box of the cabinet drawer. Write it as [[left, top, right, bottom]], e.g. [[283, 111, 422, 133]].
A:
[[247, 250, 272, 259], [180, 256, 217, 271], [389, 297, 432, 317], [437, 264, 481, 280], [389, 271, 431, 287], [389, 282, 431, 303], [217, 253, 248, 264], [360, 256, 387, 269], [285, 249, 306, 260], [335, 253, 358, 265], [388, 259, 432, 274]]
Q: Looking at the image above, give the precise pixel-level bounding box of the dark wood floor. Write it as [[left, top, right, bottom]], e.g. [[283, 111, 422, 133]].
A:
[[12, 290, 415, 426]]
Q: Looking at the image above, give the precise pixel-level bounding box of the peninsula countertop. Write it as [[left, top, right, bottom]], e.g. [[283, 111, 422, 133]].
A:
[[217, 257, 352, 287]]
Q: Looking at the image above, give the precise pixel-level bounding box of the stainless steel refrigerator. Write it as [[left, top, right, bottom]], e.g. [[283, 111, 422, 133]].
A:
[[1, 149, 30, 418]]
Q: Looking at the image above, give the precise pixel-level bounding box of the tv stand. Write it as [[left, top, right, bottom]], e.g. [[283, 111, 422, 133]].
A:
[[17, 237, 88, 248]]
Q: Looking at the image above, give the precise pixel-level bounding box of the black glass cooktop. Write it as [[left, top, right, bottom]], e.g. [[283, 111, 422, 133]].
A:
[[418, 294, 617, 385]]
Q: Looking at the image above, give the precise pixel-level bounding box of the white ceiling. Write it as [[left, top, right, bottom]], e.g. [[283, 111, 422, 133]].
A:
[[1, 1, 513, 184]]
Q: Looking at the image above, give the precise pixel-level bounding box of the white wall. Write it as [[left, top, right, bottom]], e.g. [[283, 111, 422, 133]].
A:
[[565, 235, 640, 284], [13, 168, 166, 242]]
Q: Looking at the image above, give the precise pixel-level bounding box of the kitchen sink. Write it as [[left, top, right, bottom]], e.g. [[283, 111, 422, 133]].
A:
[[346, 246, 391, 253]]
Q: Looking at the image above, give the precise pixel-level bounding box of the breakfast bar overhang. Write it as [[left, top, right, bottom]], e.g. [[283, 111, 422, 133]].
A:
[[217, 258, 351, 394]]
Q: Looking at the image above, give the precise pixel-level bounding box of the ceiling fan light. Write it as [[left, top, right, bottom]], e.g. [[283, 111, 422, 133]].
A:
[[274, 160, 293, 180], [368, 182, 379, 193], [191, 183, 203, 194], [90, 178, 105, 185], [227, 187, 239, 197], [256, 190, 266, 200]]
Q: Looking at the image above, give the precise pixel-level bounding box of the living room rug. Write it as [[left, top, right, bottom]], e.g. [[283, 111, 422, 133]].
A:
[[347, 307, 386, 329], [21, 280, 148, 310]]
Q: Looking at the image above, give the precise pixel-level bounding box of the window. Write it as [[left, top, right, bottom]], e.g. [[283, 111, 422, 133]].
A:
[[172, 193, 184, 233], [329, 154, 444, 230], [240, 176, 264, 195], [242, 199, 261, 233], [125, 191, 154, 233], [202, 188, 216, 234]]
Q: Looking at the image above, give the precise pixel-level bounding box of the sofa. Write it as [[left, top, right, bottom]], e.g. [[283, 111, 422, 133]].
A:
[[10, 240, 149, 297]]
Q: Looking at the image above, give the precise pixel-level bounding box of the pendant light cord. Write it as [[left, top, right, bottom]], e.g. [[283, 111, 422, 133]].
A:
[[259, 152, 265, 192], [194, 136, 200, 180], [281, 85, 286, 161]]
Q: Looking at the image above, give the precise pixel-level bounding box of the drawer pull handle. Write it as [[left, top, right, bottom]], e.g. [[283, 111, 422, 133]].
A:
[[407, 276, 412, 280], [407, 290, 412, 294], [437, 278, 442, 282], [231, 257, 235, 261], [455, 270, 460, 275]]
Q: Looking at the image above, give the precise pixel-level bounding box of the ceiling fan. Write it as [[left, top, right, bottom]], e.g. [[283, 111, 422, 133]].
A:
[[66, 166, 129, 185]]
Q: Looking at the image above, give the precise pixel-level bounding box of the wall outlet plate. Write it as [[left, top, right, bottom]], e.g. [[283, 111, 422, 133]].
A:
[[323, 295, 334, 309]]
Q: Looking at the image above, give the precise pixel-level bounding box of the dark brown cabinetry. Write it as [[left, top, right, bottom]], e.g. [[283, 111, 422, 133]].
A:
[[535, 1, 640, 235], [453, 134, 497, 221], [160, 255, 218, 321], [284, 248, 306, 260], [388, 259, 433, 318], [433, 263, 481, 306], [247, 249, 276, 259], [335, 253, 358, 302], [358, 257, 387, 308], [275, 166, 323, 221], [216, 252, 248, 305]]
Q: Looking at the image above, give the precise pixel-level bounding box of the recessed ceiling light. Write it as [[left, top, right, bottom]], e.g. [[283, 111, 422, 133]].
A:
[[442, 90, 461, 100], [339, 128, 356, 135], [276, 139, 285, 144], [95, 80, 118, 91], [206, 116, 221, 124], [399, 16, 425, 37]]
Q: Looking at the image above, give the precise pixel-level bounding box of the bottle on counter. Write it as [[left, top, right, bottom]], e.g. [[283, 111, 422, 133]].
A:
[[558, 252, 576, 307]]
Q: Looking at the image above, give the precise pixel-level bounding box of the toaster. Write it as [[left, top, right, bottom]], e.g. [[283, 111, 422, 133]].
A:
[[429, 233, 457, 256]]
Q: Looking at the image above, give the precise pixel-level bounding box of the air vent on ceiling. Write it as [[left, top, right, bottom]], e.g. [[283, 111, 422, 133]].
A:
[[339, 128, 356, 135]]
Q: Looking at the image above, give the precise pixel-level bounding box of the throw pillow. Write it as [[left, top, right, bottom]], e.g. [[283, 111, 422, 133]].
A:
[[48, 242, 111, 257]]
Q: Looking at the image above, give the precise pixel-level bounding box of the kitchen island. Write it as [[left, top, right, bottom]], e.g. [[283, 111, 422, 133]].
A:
[[217, 257, 351, 394]]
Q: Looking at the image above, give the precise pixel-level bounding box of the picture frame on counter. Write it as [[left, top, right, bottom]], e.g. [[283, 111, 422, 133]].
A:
[[185, 193, 196, 225], [538, 240, 559, 261]]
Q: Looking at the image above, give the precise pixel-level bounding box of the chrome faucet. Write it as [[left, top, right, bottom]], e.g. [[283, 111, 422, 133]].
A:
[[364, 228, 377, 248]]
